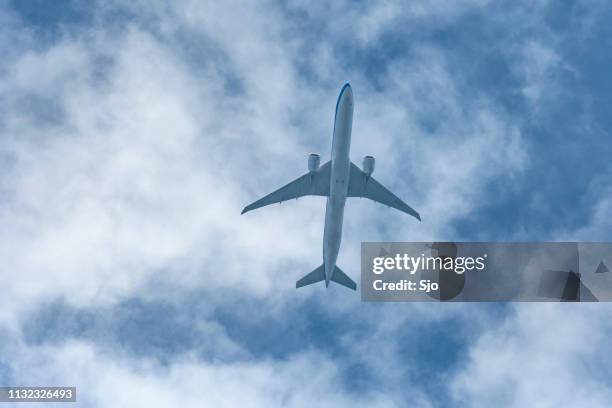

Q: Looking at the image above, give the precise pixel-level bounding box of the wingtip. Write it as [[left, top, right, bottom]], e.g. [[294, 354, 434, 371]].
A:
[[241, 207, 248, 215]]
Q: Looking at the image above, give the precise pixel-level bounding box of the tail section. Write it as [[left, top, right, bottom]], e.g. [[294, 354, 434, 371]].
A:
[[296, 265, 325, 288], [330, 266, 357, 290], [296, 264, 357, 291]]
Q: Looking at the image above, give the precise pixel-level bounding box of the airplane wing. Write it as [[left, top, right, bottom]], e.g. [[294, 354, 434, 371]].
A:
[[242, 161, 331, 214], [347, 162, 421, 221]]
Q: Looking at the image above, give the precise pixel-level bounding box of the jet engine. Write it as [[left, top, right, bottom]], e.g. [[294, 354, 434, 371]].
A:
[[308, 153, 320, 172], [363, 155, 375, 176]]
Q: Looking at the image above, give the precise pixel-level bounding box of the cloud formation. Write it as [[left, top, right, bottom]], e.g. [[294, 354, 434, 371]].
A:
[[1, 0, 611, 406]]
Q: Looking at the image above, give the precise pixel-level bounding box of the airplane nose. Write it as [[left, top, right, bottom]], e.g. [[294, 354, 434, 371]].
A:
[[343, 84, 353, 105], [334, 83, 354, 118]]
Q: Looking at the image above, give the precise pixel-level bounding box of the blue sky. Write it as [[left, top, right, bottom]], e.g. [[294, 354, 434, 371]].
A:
[[1, 0, 612, 406]]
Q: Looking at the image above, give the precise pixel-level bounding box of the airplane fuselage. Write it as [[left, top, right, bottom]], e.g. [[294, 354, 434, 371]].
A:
[[323, 84, 354, 286]]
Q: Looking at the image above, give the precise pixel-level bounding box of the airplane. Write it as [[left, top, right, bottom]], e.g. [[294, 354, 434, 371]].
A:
[[241, 83, 421, 290]]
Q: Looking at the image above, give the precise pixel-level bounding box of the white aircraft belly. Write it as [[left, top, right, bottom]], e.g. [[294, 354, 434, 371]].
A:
[[323, 85, 353, 285]]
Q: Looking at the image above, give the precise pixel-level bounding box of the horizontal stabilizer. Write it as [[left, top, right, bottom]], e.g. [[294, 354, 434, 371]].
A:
[[331, 266, 357, 290], [296, 265, 357, 290], [296, 265, 325, 288]]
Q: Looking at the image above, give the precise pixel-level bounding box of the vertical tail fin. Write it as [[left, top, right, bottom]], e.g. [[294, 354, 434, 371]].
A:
[[296, 264, 357, 290]]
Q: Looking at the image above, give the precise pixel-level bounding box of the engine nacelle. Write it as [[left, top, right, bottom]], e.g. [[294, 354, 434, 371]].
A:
[[363, 155, 375, 176], [308, 153, 320, 172]]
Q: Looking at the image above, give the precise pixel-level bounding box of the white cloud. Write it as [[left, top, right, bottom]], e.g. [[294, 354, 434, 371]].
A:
[[6, 339, 399, 408], [0, 0, 535, 320], [0, 10, 323, 323], [1, 1, 611, 407], [345, 47, 526, 243], [556, 167, 612, 241], [452, 304, 612, 407]]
